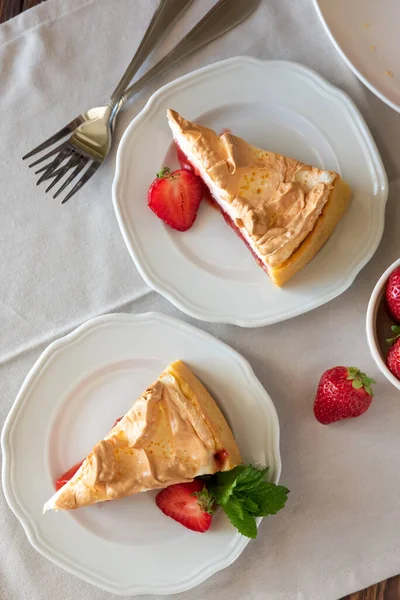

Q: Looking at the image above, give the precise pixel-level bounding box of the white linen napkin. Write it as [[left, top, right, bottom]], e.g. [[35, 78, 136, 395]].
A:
[[1, 1, 400, 599]]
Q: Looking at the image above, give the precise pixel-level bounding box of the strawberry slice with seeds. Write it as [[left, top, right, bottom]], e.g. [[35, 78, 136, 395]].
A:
[[155, 480, 214, 532], [148, 167, 203, 232]]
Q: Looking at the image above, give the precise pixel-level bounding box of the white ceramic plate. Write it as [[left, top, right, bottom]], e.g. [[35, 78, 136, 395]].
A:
[[314, 0, 400, 113], [1, 312, 281, 596], [113, 56, 388, 327]]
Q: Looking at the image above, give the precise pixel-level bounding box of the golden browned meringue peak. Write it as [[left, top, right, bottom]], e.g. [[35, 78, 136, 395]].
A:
[[167, 109, 339, 268], [44, 361, 241, 511]]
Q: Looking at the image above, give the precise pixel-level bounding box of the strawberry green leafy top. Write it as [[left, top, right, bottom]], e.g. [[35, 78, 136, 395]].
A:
[[346, 367, 376, 397], [387, 325, 400, 346]]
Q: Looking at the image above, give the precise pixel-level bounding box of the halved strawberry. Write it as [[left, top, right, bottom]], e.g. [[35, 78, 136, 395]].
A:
[[155, 480, 214, 533], [148, 167, 203, 232]]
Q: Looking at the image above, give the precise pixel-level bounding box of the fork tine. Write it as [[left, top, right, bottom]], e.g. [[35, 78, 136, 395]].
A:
[[45, 148, 81, 179], [61, 161, 100, 204], [28, 142, 67, 168], [36, 148, 71, 185], [35, 163, 56, 175], [53, 157, 88, 199], [45, 154, 79, 193], [22, 126, 71, 160], [34, 145, 68, 174]]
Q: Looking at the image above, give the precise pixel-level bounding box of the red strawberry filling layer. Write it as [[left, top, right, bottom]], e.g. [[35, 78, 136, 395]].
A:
[[214, 448, 229, 465], [55, 416, 123, 490], [55, 461, 84, 491], [175, 143, 268, 274], [210, 197, 269, 273]]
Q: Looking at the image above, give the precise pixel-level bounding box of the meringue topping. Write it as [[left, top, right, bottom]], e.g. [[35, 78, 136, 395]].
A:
[[167, 109, 338, 269], [44, 361, 241, 511]]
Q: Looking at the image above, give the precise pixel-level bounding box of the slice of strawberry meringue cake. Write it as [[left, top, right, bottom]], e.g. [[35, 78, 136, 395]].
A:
[[44, 360, 241, 512], [167, 109, 352, 286]]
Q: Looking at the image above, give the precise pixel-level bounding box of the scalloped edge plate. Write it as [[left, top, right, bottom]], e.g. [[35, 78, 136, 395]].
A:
[[112, 56, 388, 327], [1, 312, 281, 595]]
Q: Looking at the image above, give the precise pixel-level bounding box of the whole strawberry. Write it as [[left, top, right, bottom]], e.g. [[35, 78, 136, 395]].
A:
[[314, 366, 376, 424], [386, 266, 400, 322], [386, 325, 400, 379]]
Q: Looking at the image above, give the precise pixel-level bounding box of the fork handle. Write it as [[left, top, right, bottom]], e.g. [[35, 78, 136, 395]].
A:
[[112, 0, 259, 116], [108, 0, 193, 109]]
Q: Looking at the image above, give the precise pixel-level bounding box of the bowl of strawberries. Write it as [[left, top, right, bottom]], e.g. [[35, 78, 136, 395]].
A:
[[367, 258, 400, 391]]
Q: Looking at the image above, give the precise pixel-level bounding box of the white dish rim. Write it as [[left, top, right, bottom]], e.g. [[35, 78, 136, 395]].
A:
[[112, 56, 388, 328], [313, 0, 400, 114]]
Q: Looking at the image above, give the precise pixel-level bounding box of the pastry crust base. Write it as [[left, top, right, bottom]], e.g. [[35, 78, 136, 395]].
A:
[[267, 178, 352, 286], [166, 361, 242, 469]]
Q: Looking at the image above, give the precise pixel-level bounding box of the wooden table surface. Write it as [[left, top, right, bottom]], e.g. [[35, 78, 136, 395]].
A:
[[0, 0, 398, 599]]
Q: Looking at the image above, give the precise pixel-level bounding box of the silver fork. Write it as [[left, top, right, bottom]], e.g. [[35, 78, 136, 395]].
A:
[[23, 0, 260, 204], [22, 0, 193, 203]]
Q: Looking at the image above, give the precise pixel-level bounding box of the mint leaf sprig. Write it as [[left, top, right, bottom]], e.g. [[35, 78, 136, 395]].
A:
[[203, 464, 289, 539]]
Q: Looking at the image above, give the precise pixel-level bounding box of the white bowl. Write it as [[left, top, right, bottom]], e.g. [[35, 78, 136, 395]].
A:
[[366, 258, 400, 391]]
